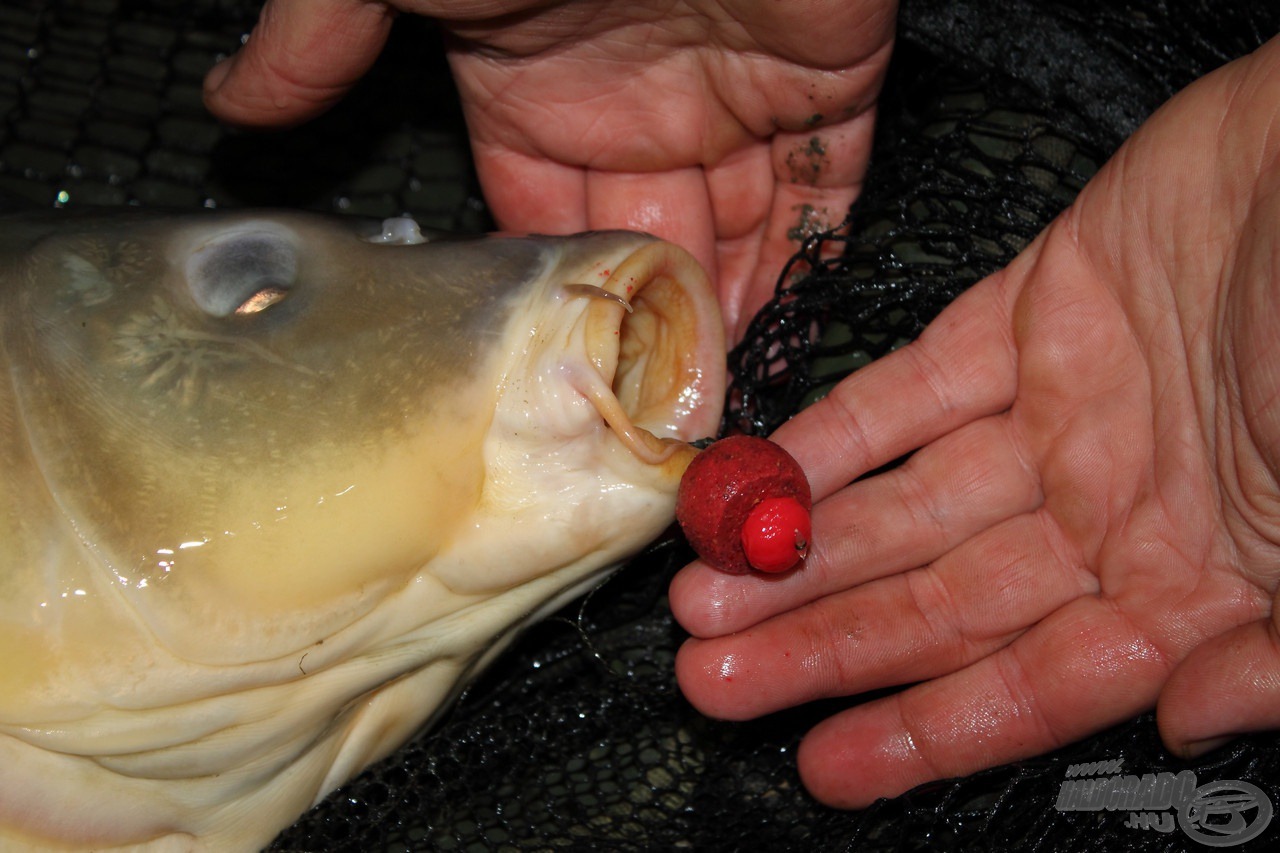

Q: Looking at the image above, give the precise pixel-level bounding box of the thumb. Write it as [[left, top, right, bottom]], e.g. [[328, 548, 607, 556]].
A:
[[203, 0, 395, 127], [1158, 616, 1280, 758]]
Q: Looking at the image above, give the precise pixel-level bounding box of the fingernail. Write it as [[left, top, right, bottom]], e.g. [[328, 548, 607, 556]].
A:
[[1182, 735, 1233, 758], [203, 55, 236, 95]]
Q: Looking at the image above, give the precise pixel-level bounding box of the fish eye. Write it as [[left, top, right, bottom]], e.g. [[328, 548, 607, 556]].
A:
[[233, 285, 289, 315], [185, 229, 298, 318]]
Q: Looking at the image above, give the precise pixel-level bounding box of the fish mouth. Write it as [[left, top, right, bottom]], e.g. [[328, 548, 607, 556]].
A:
[[568, 240, 725, 474]]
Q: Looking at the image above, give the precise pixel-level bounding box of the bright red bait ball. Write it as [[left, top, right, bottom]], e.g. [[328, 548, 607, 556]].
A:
[[741, 496, 811, 573], [675, 435, 812, 574]]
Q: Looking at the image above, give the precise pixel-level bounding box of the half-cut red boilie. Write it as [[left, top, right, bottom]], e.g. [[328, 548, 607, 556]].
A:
[[676, 435, 812, 574]]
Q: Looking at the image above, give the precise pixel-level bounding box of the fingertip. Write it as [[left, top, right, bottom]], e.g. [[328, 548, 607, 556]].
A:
[[795, 718, 866, 809], [202, 41, 338, 128], [201, 50, 264, 125], [670, 556, 825, 639], [797, 705, 921, 809], [667, 561, 710, 635], [1170, 735, 1234, 761], [202, 0, 394, 127], [668, 561, 746, 638], [673, 637, 762, 721], [203, 54, 234, 97], [1157, 618, 1280, 758]]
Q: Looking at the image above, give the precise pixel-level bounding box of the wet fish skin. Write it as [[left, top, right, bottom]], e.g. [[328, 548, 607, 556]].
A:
[[0, 209, 724, 850]]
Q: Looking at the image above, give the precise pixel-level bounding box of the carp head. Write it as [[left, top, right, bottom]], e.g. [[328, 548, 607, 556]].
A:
[[0, 210, 724, 849]]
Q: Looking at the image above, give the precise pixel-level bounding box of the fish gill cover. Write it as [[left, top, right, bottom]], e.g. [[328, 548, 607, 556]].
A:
[[1, 0, 1279, 851]]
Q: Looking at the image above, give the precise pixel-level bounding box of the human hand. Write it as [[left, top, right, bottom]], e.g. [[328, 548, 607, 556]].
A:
[[671, 37, 1280, 807], [203, 0, 896, 339]]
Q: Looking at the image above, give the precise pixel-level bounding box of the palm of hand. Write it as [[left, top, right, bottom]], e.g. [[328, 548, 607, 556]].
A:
[[440, 1, 893, 336], [202, 0, 895, 339], [671, 39, 1280, 807]]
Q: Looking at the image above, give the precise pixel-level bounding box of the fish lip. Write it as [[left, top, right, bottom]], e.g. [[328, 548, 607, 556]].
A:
[[575, 240, 725, 474]]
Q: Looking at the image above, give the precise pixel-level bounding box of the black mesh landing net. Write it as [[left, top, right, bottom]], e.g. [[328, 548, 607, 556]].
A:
[[3, 1, 1279, 851]]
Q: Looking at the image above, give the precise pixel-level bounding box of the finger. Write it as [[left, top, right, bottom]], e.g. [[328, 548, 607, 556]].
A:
[[671, 412, 1042, 637], [794, 597, 1171, 809], [472, 155, 721, 310], [469, 144, 590, 234], [772, 265, 1023, 501], [737, 112, 877, 339], [703, 145, 771, 328], [584, 168, 718, 294], [1158, 617, 1280, 758], [204, 0, 395, 127], [675, 508, 1096, 720]]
